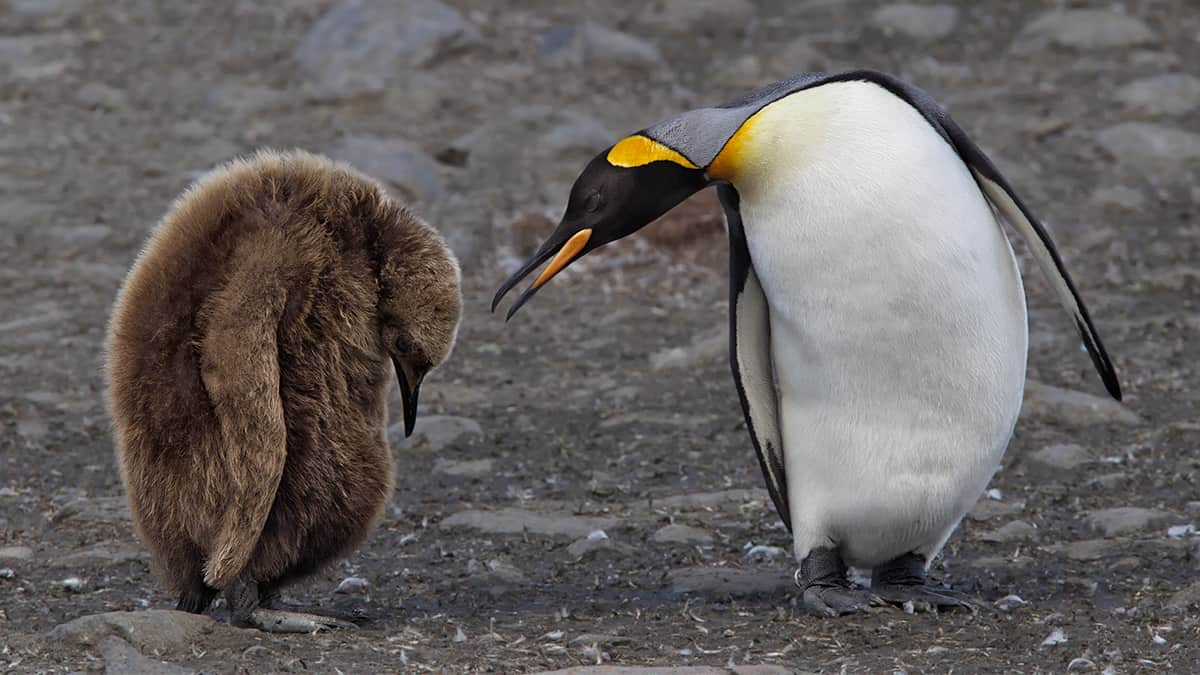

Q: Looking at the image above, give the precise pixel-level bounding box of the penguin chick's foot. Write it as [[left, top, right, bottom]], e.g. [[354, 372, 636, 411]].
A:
[[796, 547, 883, 617], [175, 578, 219, 614], [226, 577, 355, 633], [870, 552, 976, 613], [260, 588, 373, 625]]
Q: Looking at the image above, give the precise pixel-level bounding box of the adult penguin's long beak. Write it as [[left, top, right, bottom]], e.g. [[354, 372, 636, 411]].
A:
[[492, 227, 593, 321]]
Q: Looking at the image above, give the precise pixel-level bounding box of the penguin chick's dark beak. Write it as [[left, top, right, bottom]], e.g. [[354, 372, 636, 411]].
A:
[[393, 358, 425, 438], [492, 228, 592, 320]]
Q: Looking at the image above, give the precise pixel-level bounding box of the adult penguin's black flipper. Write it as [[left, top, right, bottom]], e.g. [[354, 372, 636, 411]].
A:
[[950, 129, 1122, 401], [853, 71, 1122, 401], [721, 184, 791, 531]]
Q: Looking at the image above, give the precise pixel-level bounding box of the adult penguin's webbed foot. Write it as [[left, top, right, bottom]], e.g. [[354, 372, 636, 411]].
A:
[[871, 552, 976, 613], [796, 547, 883, 616]]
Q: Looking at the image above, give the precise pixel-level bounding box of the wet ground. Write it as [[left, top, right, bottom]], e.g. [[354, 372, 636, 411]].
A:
[[1, 0, 1198, 672]]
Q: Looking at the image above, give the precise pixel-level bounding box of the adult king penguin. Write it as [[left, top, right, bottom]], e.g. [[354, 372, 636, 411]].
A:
[[493, 70, 1121, 615]]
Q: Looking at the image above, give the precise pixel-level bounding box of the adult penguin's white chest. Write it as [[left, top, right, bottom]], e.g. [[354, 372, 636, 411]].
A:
[[729, 81, 1030, 568]]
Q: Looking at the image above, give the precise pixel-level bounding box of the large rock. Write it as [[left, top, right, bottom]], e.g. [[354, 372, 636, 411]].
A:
[[441, 508, 620, 539], [390, 415, 482, 451], [1024, 443, 1093, 477], [1090, 185, 1145, 211], [871, 4, 958, 40], [539, 23, 664, 68], [76, 82, 128, 110], [649, 326, 726, 371], [8, 0, 84, 18], [50, 496, 132, 527], [1021, 380, 1141, 427], [0, 545, 33, 561], [433, 458, 494, 478], [565, 532, 634, 560], [651, 524, 714, 545], [1019, 10, 1155, 50], [0, 31, 79, 79], [295, 0, 478, 98], [648, 489, 770, 511], [669, 566, 793, 598], [1096, 123, 1200, 172], [1166, 581, 1200, 612], [55, 540, 147, 567], [967, 498, 1025, 521], [330, 135, 443, 204], [978, 520, 1038, 543], [99, 636, 194, 674], [637, 0, 756, 36], [1114, 74, 1200, 117], [1087, 507, 1174, 537], [465, 558, 531, 598], [46, 610, 239, 653], [539, 111, 616, 156], [1043, 539, 1118, 561]]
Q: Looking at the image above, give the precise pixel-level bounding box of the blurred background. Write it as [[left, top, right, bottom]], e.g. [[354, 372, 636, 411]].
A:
[[1, 1, 1197, 672]]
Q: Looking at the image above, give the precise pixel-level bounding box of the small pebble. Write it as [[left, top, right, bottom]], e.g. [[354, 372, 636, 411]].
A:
[[454, 626, 467, 642], [61, 577, 85, 592], [986, 488, 1003, 500], [1167, 524, 1195, 539], [1041, 628, 1068, 647], [744, 544, 788, 559], [399, 533, 418, 545], [543, 630, 564, 640], [0, 568, 14, 579], [1152, 633, 1167, 645], [335, 576, 369, 594], [994, 594, 1027, 611], [586, 529, 608, 541], [1067, 657, 1096, 671]]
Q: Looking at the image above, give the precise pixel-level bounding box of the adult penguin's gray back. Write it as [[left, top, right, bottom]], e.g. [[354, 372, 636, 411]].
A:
[[106, 149, 462, 632], [494, 70, 1120, 615]]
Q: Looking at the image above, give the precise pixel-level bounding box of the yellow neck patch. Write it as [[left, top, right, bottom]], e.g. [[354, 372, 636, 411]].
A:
[[706, 112, 762, 182], [607, 135, 698, 170]]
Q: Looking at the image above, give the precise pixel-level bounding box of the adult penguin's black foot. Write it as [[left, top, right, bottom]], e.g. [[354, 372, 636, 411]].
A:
[[871, 552, 976, 613], [796, 547, 884, 617]]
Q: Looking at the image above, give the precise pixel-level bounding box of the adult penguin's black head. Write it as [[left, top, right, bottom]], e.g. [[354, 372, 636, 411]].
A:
[[491, 134, 710, 319]]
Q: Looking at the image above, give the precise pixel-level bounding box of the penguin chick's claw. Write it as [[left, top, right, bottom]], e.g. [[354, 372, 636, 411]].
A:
[[246, 609, 357, 633], [226, 577, 357, 633], [259, 591, 374, 625]]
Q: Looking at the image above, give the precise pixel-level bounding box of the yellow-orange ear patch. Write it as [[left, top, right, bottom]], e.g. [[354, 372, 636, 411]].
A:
[[607, 135, 698, 170], [706, 113, 761, 182]]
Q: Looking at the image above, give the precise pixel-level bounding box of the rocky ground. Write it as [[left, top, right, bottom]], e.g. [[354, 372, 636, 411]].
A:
[[1, 0, 1198, 672]]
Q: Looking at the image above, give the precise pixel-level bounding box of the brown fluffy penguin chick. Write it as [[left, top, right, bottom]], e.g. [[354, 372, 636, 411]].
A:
[[105, 149, 462, 633]]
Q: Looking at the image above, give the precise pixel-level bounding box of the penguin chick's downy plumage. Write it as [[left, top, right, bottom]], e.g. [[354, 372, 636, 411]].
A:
[[106, 149, 462, 632]]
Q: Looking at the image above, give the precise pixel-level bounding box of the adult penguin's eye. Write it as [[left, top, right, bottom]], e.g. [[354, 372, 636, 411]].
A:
[[395, 335, 410, 354], [585, 190, 603, 213]]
